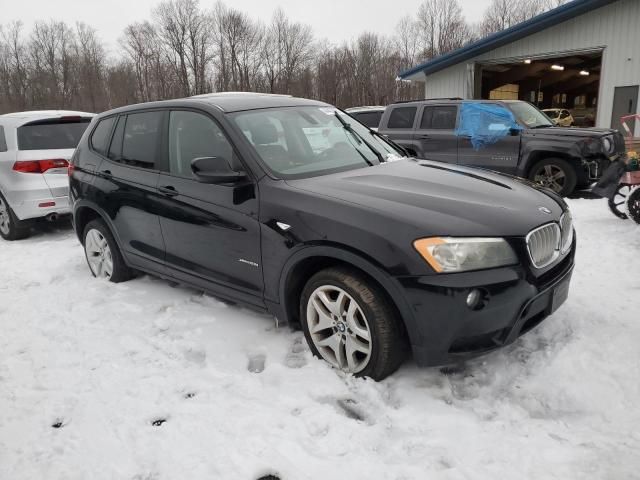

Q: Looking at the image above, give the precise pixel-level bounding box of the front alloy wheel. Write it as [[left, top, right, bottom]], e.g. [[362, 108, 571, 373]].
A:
[[306, 285, 372, 373], [300, 267, 407, 380], [529, 158, 577, 196]]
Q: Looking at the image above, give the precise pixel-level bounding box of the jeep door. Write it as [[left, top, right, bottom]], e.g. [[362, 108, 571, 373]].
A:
[[413, 105, 458, 163], [456, 104, 521, 174], [381, 106, 419, 154], [155, 109, 264, 308]]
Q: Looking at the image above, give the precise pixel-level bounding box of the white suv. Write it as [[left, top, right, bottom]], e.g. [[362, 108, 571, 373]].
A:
[[0, 111, 94, 240]]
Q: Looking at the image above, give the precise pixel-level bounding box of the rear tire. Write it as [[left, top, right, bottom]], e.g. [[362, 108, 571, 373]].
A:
[[528, 158, 577, 197], [300, 267, 407, 381], [83, 218, 133, 283], [0, 192, 30, 241]]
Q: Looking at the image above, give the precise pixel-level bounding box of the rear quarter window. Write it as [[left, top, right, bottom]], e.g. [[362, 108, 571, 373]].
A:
[[17, 120, 91, 150], [387, 107, 417, 129], [90, 117, 116, 156]]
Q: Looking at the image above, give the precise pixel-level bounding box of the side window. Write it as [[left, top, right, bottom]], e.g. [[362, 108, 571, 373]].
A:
[[90, 117, 116, 156], [419, 108, 433, 129], [0, 126, 7, 152], [353, 111, 383, 129], [430, 106, 458, 129], [387, 107, 417, 129], [168, 110, 236, 177], [119, 111, 163, 169]]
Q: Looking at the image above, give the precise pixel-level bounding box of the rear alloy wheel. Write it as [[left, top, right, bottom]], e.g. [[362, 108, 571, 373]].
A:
[[529, 158, 577, 196], [300, 267, 407, 380], [83, 219, 133, 283], [608, 184, 636, 220], [0, 193, 30, 241]]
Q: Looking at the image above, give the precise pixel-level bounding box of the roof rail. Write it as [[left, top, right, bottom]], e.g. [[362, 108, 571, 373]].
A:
[[391, 97, 463, 104]]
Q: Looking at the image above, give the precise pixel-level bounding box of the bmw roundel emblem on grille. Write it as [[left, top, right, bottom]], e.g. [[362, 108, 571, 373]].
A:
[[538, 206, 552, 215]]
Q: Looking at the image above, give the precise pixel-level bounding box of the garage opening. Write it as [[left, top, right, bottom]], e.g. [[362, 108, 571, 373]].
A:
[[477, 50, 603, 127]]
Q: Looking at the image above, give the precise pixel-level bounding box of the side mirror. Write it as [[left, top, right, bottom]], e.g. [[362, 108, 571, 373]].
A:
[[191, 156, 246, 184]]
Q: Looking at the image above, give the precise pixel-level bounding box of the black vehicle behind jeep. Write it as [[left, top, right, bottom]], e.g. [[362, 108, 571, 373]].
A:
[[70, 93, 575, 380], [378, 98, 626, 196]]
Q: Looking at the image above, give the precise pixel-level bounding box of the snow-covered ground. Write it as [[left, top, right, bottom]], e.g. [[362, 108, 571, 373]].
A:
[[1, 198, 639, 480]]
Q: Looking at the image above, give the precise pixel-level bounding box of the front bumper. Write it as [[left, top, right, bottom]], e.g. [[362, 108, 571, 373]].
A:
[[397, 245, 575, 367]]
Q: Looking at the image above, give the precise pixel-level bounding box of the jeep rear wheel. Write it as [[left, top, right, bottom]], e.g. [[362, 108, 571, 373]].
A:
[[300, 267, 407, 380], [528, 158, 577, 196]]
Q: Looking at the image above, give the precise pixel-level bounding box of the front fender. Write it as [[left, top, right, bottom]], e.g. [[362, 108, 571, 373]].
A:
[[277, 244, 423, 349]]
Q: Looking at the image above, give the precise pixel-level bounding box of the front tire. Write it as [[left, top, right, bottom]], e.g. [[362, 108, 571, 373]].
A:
[[528, 158, 577, 197], [300, 267, 407, 380], [83, 219, 133, 283], [0, 192, 30, 241]]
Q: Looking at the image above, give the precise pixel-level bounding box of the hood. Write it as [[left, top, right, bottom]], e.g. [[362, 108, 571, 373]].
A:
[[523, 126, 616, 138], [286, 159, 566, 237]]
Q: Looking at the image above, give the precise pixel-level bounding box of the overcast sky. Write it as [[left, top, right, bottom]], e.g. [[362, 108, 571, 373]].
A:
[[5, 0, 492, 55]]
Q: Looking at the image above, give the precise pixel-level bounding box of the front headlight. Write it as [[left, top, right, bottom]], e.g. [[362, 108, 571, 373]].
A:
[[413, 237, 519, 273], [602, 136, 613, 154]]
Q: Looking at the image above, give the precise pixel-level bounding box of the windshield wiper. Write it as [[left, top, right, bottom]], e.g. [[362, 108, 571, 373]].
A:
[[532, 124, 553, 129], [369, 129, 409, 157], [333, 112, 384, 165]]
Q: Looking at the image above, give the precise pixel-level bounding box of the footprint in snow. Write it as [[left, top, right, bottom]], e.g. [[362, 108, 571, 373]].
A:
[[316, 396, 371, 424], [51, 418, 66, 429], [151, 418, 167, 427], [247, 353, 266, 373], [284, 335, 307, 369]]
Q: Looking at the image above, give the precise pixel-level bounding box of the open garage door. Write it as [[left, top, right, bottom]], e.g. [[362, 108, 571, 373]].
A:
[[478, 50, 603, 127]]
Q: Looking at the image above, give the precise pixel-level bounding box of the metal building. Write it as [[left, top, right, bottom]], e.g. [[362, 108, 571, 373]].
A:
[[399, 0, 640, 135]]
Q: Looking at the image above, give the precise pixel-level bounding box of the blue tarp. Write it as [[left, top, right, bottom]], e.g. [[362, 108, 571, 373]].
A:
[[455, 102, 522, 150]]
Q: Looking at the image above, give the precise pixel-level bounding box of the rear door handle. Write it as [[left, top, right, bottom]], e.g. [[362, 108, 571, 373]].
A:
[[100, 169, 112, 178], [158, 185, 179, 197], [417, 134, 431, 139]]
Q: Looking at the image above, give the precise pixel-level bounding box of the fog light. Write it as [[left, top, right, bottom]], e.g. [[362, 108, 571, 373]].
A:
[[466, 288, 487, 311]]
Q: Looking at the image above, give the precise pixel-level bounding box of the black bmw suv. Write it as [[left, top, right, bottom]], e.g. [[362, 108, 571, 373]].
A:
[[70, 93, 575, 380]]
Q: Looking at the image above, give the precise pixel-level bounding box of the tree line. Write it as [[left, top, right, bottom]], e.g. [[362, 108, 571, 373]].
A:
[[0, 0, 568, 114]]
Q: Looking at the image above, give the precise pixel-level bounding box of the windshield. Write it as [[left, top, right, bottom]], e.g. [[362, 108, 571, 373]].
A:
[[232, 106, 404, 179], [542, 109, 560, 119], [18, 119, 91, 150], [508, 102, 554, 128]]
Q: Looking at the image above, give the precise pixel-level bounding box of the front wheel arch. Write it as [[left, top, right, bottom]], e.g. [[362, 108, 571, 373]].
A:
[[279, 246, 415, 346]]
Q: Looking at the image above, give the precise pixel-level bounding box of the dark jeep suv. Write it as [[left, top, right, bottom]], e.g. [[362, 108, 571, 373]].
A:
[[378, 99, 626, 196], [70, 93, 575, 380]]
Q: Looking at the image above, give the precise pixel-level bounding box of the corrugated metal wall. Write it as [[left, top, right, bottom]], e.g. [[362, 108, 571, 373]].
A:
[[423, 0, 640, 132]]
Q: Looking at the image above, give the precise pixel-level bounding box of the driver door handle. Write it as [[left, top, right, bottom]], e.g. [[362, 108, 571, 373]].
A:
[[417, 134, 431, 139], [158, 185, 179, 197]]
